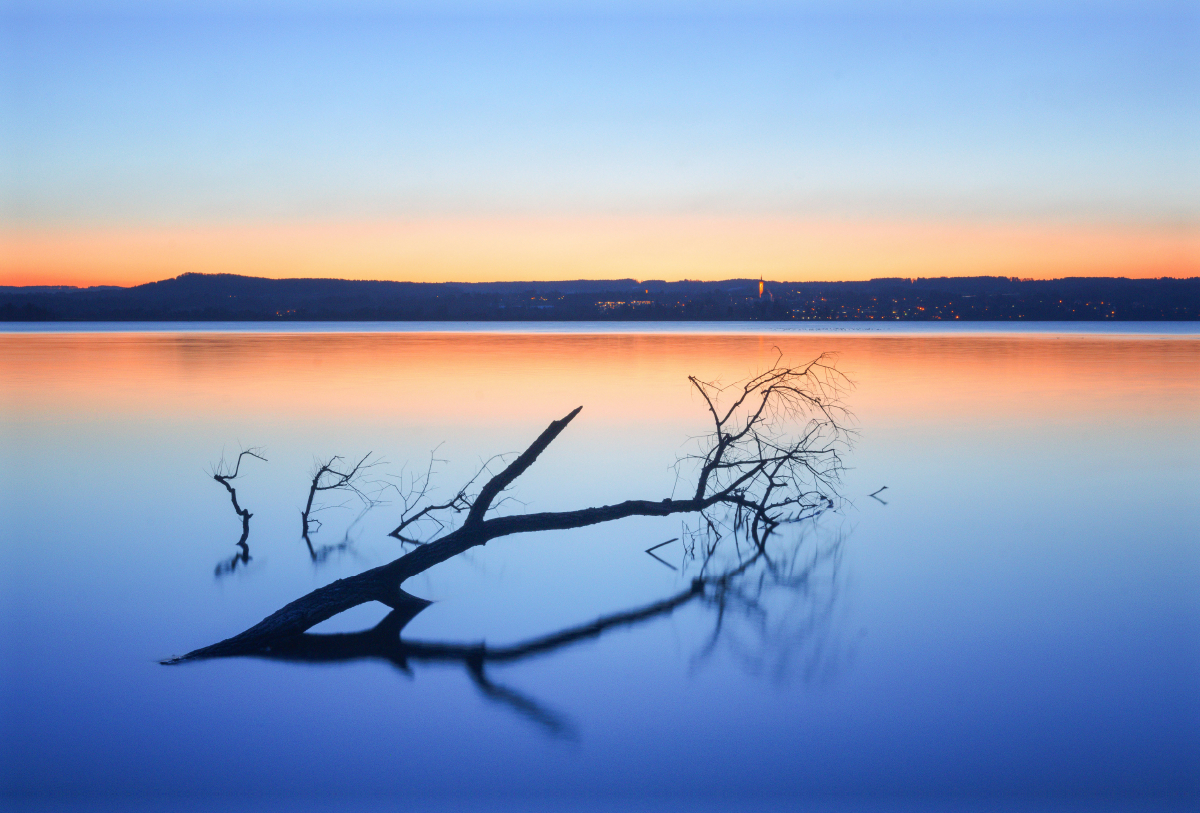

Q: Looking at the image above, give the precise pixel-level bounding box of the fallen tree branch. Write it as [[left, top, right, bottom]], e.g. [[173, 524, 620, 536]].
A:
[[173, 524, 844, 736], [166, 357, 852, 663]]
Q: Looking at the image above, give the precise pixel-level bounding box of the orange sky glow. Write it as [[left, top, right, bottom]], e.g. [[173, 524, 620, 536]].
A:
[[3, 217, 1196, 288]]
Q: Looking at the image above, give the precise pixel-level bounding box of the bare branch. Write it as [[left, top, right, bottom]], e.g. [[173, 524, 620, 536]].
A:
[[169, 357, 852, 663], [300, 452, 384, 556], [464, 406, 583, 527], [213, 447, 267, 482], [386, 451, 513, 545], [210, 446, 266, 576]]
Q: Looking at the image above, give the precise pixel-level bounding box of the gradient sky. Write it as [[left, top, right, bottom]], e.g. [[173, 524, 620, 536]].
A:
[[2, 1, 1197, 285]]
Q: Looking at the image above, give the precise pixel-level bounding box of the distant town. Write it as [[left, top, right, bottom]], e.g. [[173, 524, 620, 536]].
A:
[[2, 273, 1197, 321]]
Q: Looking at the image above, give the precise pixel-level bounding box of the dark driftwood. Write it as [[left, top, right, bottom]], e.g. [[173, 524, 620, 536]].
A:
[[166, 356, 849, 664]]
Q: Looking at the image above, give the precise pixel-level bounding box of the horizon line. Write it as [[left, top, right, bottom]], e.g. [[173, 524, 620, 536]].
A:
[[6, 270, 1200, 292]]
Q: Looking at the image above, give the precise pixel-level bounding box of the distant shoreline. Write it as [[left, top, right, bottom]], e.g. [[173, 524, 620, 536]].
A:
[[3, 272, 1197, 322], [4, 322, 1198, 337]]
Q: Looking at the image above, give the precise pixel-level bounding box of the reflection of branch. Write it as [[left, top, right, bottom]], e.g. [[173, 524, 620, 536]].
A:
[[186, 528, 844, 737], [304, 504, 374, 564], [198, 580, 706, 735], [694, 530, 846, 682], [214, 546, 251, 577], [645, 538, 679, 571], [408, 580, 704, 665], [465, 659, 577, 739], [211, 448, 266, 577]]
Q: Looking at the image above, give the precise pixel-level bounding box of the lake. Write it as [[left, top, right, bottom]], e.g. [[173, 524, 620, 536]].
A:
[[1, 324, 1197, 812]]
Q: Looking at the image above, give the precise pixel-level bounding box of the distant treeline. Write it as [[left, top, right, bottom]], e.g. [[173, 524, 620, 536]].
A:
[[2, 273, 1197, 321]]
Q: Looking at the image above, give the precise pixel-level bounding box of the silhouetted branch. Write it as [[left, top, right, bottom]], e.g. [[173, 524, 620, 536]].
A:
[[167, 356, 852, 663], [684, 350, 852, 549], [211, 447, 266, 576], [300, 452, 383, 561], [465, 406, 582, 527], [386, 451, 512, 545], [645, 538, 679, 571]]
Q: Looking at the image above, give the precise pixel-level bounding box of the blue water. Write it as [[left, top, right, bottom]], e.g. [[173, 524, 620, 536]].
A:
[[1, 326, 1197, 811]]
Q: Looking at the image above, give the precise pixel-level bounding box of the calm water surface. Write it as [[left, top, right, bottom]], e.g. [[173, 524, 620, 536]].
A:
[[1, 326, 1197, 811]]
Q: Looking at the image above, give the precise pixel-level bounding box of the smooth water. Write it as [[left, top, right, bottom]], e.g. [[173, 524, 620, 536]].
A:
[[1, 327, 1197, 811]]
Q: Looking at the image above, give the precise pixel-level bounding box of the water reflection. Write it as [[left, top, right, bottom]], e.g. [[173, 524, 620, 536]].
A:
[[230, 518, 845, 738], [302, 511, 364, 565], [182, 354, 853, 736], [4, 328, 1196, 801], [209, 445, 384, 572]]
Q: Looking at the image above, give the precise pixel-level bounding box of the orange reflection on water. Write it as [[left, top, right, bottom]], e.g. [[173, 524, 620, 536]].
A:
[[3, 332, 1197, 436]]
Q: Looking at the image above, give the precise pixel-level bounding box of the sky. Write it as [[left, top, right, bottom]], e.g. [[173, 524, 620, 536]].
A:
[[2, 1, 1197, 285]]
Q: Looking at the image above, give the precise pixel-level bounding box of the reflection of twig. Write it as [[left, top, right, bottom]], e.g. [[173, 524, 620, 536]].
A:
[[465, 656, 577, 739], [304, 503, 377, 565], [710, 537, 844, 682], [868, 486, 888, 505], [214, 546, 251, 577], [645, 538, 679, 571]]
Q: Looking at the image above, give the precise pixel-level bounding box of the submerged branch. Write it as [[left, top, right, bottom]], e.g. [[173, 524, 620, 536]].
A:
[[211, 448, 266, 576], [167, 357, 852, 665], [300, 452, 385, 562]]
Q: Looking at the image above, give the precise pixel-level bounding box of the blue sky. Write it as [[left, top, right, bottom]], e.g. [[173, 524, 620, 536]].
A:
[[5, 1, 1196, 227]]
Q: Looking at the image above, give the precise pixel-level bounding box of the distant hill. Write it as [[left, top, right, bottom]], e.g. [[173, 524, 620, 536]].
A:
[[2, 273, 1197, 321]]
